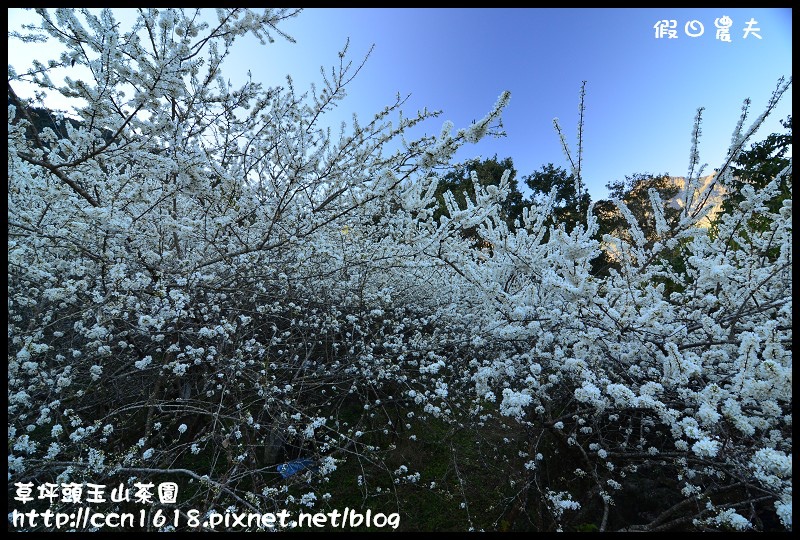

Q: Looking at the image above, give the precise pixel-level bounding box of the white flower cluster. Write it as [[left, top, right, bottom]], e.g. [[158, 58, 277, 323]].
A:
[[546, 490, 581, 519]]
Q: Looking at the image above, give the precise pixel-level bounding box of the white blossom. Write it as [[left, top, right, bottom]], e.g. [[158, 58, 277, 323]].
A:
[[692, 437, 721, 458]]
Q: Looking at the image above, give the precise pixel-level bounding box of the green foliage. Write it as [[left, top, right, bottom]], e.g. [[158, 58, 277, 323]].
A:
[[523, 163, 590, 234], [433, 155, 525, 245], [591, 172, 681, 277], [596, 172, 681, 244], [717, 115, 792, 233]]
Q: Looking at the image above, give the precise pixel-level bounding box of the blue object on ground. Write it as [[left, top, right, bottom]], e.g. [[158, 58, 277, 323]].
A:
[[276, 457, 316, 478]]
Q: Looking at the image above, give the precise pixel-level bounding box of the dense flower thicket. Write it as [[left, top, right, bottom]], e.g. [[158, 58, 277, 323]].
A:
[[8, 9, 791, 531]]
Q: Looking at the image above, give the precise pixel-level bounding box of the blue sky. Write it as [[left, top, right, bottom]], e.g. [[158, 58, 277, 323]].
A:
[[8, 8, 793, 201]]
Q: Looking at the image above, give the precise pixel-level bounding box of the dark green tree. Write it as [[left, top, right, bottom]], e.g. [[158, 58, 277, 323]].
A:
[[709, 115, 791, 262], [522, 163, 590, 234], [595, 173, 681, 244], [433, 155, 526, 245], [718, 115, 792, 225], [592, 172, 682, 278]]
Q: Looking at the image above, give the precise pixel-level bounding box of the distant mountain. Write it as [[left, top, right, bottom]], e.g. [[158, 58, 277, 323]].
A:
[[8, 95, 83, 143], [8, 95, 115, 149], [664, 173, 726, 228]]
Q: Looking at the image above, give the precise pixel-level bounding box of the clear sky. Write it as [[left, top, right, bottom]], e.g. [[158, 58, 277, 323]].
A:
[[8, 8, 793, 201]]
